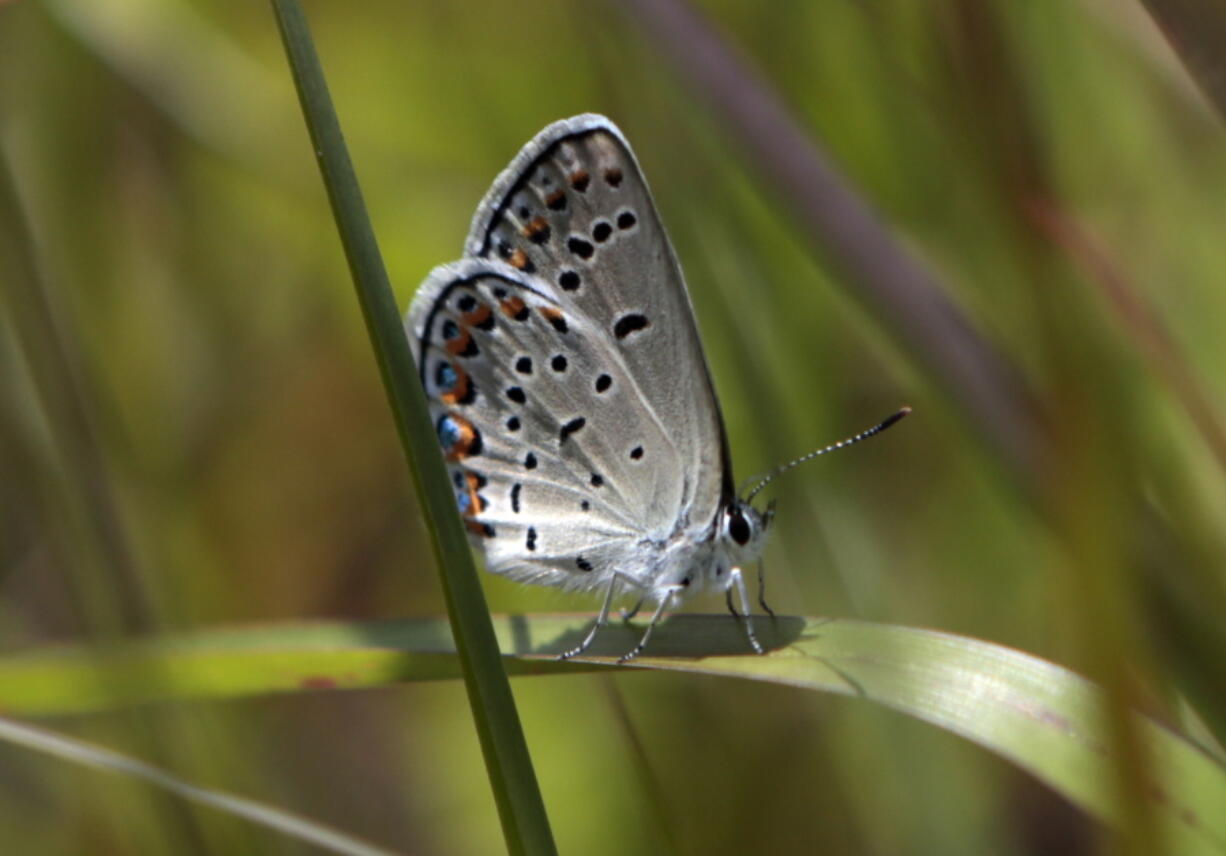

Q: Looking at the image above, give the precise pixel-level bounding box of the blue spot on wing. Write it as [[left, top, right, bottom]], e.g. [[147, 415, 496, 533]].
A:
[[437, 416, 461, 448], [435, 362, 458, 391]]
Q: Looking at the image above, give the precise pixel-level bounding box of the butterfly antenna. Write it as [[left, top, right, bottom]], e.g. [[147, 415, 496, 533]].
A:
[[743, 407, 912, 503]]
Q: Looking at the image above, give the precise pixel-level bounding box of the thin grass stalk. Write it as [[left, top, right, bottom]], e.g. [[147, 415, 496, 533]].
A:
[[0, 716, 401, 856], [269, 3, 557, 853]]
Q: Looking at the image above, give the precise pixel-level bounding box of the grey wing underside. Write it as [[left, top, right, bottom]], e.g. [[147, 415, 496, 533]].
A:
[[468, 115, 734, 516], [407, 115, 732, 590], [409, 261, 676, 588]]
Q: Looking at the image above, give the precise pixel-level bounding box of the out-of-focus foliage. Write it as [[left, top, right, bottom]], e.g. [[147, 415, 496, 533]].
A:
[[1, 1, 1223, 854]]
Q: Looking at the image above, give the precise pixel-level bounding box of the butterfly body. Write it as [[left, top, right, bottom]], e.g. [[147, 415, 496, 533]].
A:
[[409, 115, 771, 659]]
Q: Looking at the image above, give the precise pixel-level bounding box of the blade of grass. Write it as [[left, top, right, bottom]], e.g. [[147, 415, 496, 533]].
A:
[[1138, 0, 1226, 119], [44, 0, 292, 172], [0, 716, 401, 856], [0, 142, 149, 635], [0, 617, 595, 714], [1025, 197, 1226, 746], [0, 614, 1222, 853], [269, 4, 556, 854]]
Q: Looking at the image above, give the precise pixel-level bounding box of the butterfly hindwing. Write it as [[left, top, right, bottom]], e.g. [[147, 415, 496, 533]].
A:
[[410, 260, 679, 588]]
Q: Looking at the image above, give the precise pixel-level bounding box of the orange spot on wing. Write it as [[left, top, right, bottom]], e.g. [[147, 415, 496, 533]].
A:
[[459, 471, 483, 518], [439, 364, 471, 406], [445, 328, 473, 355], [462, 303, 492, 327], [539, 306, 568, 333], [465, 518, 493, 538], [509, 248, 530, 269], [521, 216, 550, 243], [443, 415, 479, 461]]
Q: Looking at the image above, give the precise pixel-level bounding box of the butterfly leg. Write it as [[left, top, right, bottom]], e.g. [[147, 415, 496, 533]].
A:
[[618, 586, 682, 664], [559, 572, 649, 660], [727, 566, 765, 654], [619, 593, 646, 623], [724, 586, 739, 617], [757, 560, 777, 620], [558, 572, 623, 660]]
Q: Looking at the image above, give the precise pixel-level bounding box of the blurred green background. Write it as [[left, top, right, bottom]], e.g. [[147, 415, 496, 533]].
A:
[[2, 0, 1224, 853]]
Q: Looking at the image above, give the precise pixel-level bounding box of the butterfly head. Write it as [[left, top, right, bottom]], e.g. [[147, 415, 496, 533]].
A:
[[719, 499, 773, 566]]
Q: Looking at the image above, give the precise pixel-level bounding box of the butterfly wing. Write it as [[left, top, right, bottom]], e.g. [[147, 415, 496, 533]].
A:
[[408, 115, 732, 590], [467, 115, 734, 520]]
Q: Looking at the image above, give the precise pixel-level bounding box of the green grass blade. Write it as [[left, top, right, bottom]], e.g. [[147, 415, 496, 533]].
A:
[[269, 3, 556, 854], [0, 716, 402, 856], [1, 615, 1222, 854], [1138, 0, 1226, 119]]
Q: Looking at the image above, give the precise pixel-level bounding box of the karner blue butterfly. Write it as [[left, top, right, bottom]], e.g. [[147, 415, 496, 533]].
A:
[[408, 114, 907, 662]]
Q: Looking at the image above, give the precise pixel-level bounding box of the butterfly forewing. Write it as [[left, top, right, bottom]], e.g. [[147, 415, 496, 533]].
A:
[[467, 115, 732, 521], [408, 115, 732, 592]]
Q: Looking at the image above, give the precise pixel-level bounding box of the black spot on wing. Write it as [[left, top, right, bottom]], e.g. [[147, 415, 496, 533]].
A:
[[541, 310, 569, 334], [614, 314, 650, 339], [567, 237, 594, 260], [559, 417, 586, 443]]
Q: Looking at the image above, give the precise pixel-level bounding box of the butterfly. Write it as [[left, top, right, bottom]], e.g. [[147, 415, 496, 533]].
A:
[[407, 115, 906, 662]]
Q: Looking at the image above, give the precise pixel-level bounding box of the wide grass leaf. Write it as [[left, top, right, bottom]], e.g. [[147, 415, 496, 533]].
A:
[[0, 614, 1222, 853]]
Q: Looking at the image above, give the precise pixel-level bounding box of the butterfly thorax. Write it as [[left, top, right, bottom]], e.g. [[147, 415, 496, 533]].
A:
[[648, 500, 769, 599]]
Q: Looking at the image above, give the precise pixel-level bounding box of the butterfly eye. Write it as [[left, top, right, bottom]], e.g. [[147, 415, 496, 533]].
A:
[[727, 508, 752, 546]]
